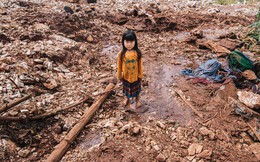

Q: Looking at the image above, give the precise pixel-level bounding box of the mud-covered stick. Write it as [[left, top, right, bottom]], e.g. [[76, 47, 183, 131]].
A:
[[247, 123, 260, 141], [0, 93, 32, 114], [176, 89, 203, 118]]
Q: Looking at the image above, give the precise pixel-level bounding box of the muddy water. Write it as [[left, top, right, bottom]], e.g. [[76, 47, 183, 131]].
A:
[[142, 61, 192, 125]]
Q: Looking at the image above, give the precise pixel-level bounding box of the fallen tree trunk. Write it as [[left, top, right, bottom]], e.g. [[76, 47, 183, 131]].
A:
[[46, 83, 115, 162], [176, 89, 203, 118], [0, 93, 32, 114], [0, 96, 93, 122]]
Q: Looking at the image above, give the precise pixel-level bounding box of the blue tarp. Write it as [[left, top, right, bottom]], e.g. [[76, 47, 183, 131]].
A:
[[180, 59, 224, 82]]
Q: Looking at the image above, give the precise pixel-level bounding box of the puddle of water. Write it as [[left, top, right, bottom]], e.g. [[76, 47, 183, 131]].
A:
[[172, 32, 190, 41], [142, 62, 193, 126], [78, 130, 102, 150]]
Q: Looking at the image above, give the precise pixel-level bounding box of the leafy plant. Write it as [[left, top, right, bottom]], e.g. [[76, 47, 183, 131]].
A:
[[215, 0, 259, 5], [247, 8, 260, 42]]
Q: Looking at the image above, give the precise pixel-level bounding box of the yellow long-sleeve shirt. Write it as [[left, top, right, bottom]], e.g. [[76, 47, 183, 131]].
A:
[[117, 50, 143, 83]]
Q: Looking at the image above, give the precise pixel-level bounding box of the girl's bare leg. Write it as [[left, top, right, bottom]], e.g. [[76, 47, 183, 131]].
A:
[[124, 97, 130, 107], [136, 95, 141, 108]]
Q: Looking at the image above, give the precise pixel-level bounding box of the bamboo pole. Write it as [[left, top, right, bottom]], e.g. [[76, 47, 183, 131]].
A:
[[0, 93, 32, 114], [46, 83, 115, 162]]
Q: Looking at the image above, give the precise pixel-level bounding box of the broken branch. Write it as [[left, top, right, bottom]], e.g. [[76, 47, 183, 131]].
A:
[[176, 89, 203, 118], [247, 123, 260, 141], [0, 93, 32, 114], [46, 83, 115, 162]]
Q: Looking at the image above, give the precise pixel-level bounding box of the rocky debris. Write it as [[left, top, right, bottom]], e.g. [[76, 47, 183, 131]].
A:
[[156, 121, 166, 129], [156, 153, 166, 162], [18, 149, 30, 158], [188, 143, 203, 156], [218, 38, 243, 50], [199, 127, 215, 140], [197, 39, 230, 55], [197, 149, 212, 159], [237, 91, 260, 109]]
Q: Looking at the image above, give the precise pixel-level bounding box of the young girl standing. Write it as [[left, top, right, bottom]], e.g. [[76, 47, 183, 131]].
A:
[[117, 30, 143, 110]]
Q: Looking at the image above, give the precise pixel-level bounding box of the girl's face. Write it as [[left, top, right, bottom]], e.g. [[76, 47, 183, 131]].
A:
[[124, 40, 135, 50]]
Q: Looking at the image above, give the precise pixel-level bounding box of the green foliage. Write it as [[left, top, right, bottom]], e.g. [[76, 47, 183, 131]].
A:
[[215, 0, 237, 5], [215, 0, 259, 5], [248, 8, 260, 42]]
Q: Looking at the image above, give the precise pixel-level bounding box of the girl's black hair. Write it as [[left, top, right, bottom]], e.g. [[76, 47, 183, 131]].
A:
[[121, 30, 142, 61]]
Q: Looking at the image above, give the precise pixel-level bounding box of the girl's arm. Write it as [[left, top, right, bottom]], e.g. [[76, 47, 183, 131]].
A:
[[138, 58, 143, 79], [117, 52, 123, 80]]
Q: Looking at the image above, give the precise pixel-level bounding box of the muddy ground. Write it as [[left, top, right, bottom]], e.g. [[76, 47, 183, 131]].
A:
[[0, 0, 260, 161]]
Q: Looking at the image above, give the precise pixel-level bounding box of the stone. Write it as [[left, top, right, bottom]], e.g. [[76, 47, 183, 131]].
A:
[[237, 91, 260, 109], [186, 156, 195, 161], [197, 149, 212, 159], [43, 79, 58, 90], [33, 23, 50, 32], [53, 124, 62, 134], [87, 35, 94, 43], [188, 143, 203, 156], [132, 126, 141, 135], [18, 149, 30, 158], [156, 121, 166, 129], [197, 39, 230, 55], [249, 143, 260, 161], [68, 0, 79, 3], [218, 38, 243, 51], [199, 127, 215, 140], [156, 153, 166, 162], [33, 59, 44, 64], [120, 123, 132, 133], [242, 70, 257, 80]]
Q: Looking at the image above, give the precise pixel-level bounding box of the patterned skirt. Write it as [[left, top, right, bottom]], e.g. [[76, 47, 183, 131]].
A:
[[122, 78, 141, 98]]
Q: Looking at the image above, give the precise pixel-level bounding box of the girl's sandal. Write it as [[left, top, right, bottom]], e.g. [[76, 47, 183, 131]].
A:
[[125, 107, 137, 113], [136, 101, 142, 108]]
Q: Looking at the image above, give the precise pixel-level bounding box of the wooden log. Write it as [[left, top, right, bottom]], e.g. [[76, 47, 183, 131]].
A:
[[46, 83, 115, 162], [176, 89, 203, 118], [0, 93, 32, 114]]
